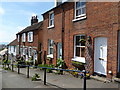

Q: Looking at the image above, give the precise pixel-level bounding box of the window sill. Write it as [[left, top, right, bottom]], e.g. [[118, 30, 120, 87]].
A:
[[72, 16, 87, 22], [47, 25, 54, 29], [47, 54, 53, 58], [72, 57, 85, 63], [28, 41, 33, 43]]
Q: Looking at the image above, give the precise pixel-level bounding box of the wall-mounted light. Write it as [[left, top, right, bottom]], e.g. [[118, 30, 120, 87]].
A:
[[87, 36, 91, 42]]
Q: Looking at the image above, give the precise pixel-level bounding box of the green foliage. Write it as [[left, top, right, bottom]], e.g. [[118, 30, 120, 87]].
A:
[[25, 61, 31, 65], [79, 39, 86, 43], [57, 58, 65, 68], [38, 64, 54, 73], [72, 61, 85, 65], [32, 73, 40, 81], [2, 59, 11, 65]]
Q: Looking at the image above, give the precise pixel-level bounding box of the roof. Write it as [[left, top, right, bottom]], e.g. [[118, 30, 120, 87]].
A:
[[17, 21, 43, 34], [8, 39, 18, 46], [42, 2, 68, 15]]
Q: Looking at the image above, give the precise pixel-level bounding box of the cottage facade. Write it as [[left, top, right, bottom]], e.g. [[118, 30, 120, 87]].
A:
[[42, 1, 120, 79], [16, 16, 43, 64]]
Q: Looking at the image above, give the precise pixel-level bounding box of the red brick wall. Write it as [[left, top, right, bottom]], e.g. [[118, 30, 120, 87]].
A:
[[43, 2, 119, 78]]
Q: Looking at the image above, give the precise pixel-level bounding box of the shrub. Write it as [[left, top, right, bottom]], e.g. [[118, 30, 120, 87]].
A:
[[32, 73, 40, 81], [57, 58, 65, 68]]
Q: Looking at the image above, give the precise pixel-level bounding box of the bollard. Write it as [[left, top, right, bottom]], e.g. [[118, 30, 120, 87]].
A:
[[12, 64, 14, 72], [83, 71, 86, 90], [44, 68, 47, 85], [27, 66, 29, 78], [18, 64, 20, 74]]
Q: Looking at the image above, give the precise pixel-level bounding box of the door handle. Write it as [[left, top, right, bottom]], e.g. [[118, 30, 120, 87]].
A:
[[99, 58, 104, 61]]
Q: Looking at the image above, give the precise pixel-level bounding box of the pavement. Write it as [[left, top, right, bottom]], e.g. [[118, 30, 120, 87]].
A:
[[1, 66, 120, 89]]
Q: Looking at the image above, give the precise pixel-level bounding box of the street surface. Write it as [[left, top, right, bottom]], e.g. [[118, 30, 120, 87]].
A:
[[1, 67, 120, 89]]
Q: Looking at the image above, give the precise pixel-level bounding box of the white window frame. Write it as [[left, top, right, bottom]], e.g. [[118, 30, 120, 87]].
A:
[[48, 11, 54, 28], [48, 39, 54, 56], [28, 32, 33, 42], [74, 35, 85, 58], [22, 33, 26, 42], [29, 47, 32, 57], [73, 0, 86, 21]]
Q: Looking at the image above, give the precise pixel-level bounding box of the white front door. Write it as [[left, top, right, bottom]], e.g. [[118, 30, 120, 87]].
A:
[[94, 37, 107, 75]]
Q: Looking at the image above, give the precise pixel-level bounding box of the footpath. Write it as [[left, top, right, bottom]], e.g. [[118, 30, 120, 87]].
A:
[[8, 66, 119, 89]]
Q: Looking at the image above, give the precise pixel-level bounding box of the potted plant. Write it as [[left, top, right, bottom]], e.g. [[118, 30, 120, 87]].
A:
[[79, 39, 86, 43], [32, 73, 40, 81]]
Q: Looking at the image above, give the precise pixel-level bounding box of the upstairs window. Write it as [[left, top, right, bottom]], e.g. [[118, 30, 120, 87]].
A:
[[48, 39, 54, 55], [74, 35, 85, 57], [49, 11, 54, 27], [75, 0, 86, 19], [28, 32, 33, 42], [22, 33, 26, 42]]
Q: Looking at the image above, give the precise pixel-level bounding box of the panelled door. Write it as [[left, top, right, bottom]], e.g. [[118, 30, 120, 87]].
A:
[[94, 37, 107, 75]]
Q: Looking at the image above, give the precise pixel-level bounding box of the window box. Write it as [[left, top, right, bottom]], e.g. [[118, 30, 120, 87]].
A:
[[71, 59, 85, 71], [72, 57, 85, 63]]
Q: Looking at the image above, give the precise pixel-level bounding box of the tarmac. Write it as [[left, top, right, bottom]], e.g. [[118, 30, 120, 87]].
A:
[[1, 66, 119, 89]]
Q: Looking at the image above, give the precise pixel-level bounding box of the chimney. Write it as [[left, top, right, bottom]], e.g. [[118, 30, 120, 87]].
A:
[[54, 0, 62, 7], [31, 15, 38, 25]]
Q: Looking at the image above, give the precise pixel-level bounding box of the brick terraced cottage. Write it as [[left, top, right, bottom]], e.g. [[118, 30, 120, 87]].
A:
[[42, 0, 120, 79], [8, 39, 19, 63], [16, 16, 43, 65]]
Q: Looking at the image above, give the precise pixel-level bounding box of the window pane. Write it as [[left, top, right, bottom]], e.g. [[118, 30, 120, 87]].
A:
[[76, 2, 80, 9], [81, 47, 85, 57], [76, 36, 80, 45], [76, 47, 80, 57], [50, 48, 53, 54], [81, 2, 86, 6], [81, 7, 85, 14], [76, 9, 81, 16]]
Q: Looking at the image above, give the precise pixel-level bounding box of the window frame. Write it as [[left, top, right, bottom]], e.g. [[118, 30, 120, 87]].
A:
[[48, 39, 54, 55], [48, 11, 54, 27], [74, 0, 86, 20], [28, 31, 33, 42], [22, 33, 26, 42], [74, 35, 86, 58]]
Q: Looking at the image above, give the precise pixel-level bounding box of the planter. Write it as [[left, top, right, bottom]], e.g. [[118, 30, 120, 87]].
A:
[[72, 61, 85, 71]]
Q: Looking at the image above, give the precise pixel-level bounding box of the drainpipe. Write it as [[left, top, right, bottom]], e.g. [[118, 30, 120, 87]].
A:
[[61, 5, 65, 61]]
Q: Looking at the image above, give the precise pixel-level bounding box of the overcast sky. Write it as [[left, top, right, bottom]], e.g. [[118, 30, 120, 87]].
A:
[[0, 1, 55, 43]]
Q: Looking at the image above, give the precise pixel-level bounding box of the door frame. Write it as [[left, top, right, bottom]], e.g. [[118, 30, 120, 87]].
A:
[[118, 31, 120, 73]]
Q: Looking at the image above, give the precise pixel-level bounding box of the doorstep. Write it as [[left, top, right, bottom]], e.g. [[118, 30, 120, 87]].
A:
[[90, 75, 109, 82]]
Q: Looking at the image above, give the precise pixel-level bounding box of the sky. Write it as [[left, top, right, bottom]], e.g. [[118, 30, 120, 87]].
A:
[[0, 1, 55, 44]]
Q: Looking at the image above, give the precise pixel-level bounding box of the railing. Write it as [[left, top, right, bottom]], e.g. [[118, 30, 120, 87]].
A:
[[3, 64, 87, 90]]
